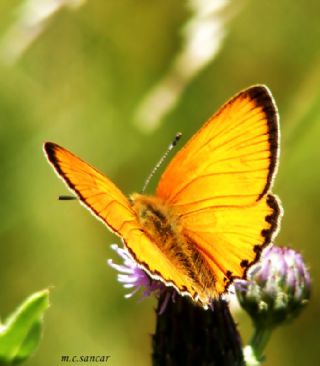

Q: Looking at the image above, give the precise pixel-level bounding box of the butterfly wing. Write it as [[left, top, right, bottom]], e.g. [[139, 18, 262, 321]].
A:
[[180, 194, 280, 295], [44, 142, 136, 236], [156, 85, 281, 296], [44, 142, 192, 294]]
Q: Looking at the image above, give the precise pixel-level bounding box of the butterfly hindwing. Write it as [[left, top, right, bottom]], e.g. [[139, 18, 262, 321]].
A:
[[180, 194, 281, 294]]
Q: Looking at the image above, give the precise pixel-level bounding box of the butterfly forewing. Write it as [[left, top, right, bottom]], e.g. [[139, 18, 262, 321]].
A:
[[44, 142, 136, 235], [156, 85, 279, 208]]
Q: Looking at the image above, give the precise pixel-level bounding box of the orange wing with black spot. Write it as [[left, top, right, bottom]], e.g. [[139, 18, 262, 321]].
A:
[[156, 85, 281, 294]]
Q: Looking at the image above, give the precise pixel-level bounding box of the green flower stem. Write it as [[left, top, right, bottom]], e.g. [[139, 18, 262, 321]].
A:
[[250, 326, 273, 362]]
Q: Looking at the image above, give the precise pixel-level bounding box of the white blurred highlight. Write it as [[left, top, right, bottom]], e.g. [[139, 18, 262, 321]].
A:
[[224, 284, 242, 314], [134, 0, 244, 133], [0, 0, 85, 64]]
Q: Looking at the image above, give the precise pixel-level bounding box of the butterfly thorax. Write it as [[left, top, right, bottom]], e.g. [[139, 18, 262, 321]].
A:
[[130, 194, 179, 247]]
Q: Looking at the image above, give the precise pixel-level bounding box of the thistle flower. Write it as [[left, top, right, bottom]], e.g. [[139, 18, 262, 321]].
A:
[[107, 244, 176, 313], [235, 245, 311, 364], [235, 245, 310, 328]]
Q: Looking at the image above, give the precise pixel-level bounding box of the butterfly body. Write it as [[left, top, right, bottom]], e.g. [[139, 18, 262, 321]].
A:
[[44, 85, 282, 308], [131, 193, 216, 303]]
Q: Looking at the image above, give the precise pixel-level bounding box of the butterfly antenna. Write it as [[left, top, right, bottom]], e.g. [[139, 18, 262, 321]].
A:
[[141, 132, 182, 193], [58, 195, 77, 200]]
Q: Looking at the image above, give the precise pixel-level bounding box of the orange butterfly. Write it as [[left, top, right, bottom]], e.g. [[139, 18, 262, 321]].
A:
[[44, 85, 281, 308]]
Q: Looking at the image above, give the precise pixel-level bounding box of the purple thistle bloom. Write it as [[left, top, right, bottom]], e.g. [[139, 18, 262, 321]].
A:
[[107, 244, 176, 313], [235, 245, 311, 328]]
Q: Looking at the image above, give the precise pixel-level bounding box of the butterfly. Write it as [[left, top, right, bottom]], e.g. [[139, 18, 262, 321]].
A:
[[44, 85, 281, 309]]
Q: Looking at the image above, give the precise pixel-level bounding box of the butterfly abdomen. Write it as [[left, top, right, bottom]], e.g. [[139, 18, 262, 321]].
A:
[[131, 194, 216, 302]]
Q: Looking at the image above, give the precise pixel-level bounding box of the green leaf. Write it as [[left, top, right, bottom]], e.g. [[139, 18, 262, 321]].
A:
[[0, 289, 50, 365]]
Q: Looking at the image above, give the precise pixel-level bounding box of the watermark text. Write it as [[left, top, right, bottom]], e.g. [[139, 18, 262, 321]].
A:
[[61, 355, 111, 363]]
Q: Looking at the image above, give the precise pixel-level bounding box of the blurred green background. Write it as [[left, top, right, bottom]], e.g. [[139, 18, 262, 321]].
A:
[[0, 1, 319, 365]]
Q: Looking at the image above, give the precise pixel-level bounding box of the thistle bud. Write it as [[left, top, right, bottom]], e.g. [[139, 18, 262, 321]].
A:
[[235, 245, 310, 328]]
